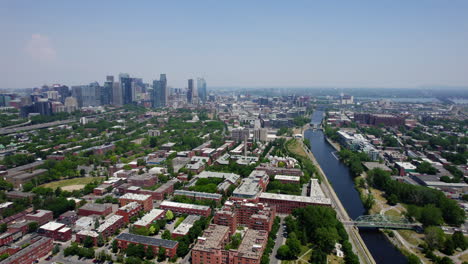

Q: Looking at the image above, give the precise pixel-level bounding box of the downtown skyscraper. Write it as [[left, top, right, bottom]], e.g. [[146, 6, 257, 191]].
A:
[[119, 73, 133, 105], [152, 74, 167, 108], [197, 78, 207, 102], [187, 79, 194, 104]]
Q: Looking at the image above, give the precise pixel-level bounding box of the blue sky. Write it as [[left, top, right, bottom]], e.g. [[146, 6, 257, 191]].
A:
[[1, 0, 468, 89]]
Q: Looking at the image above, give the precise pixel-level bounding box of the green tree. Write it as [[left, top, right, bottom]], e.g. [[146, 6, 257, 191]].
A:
[[452, 231, 467, 250], [27, 222, 38, 233], [425, 226, 445, 249], [162, 230, 171, 240], [0, 223, 7, 234], [276, 245, 291, 260], [419, 204, 443, 226], [83, 236, 94, 248], [52, 244, 60, 255], [416, 162, 438, 175], [157, 247, 166, 262], [112, 240, 118, 253], [407, 254, 421, 264], [165, 210, 174, 220], [286, 232, 301, 257], [145, 247, 155, 259]]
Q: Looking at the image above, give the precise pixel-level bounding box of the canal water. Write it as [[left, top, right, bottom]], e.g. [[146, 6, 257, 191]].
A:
[[305, 111, 407, 264]]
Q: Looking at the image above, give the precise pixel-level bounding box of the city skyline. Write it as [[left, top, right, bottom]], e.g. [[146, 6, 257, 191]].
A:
[[1, 1, 468, 89]]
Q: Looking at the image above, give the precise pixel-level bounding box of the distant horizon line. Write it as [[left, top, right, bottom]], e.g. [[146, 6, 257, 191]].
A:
[[2, 85, 468, 90]]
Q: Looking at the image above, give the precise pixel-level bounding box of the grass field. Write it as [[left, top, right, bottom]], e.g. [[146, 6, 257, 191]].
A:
[[287, 139, 308, 158], [40, 177, 104, 190]]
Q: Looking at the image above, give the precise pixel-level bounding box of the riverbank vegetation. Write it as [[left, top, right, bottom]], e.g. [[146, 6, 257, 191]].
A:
[[366, 168, 465, 226], [337, 149, 370, 177], [278, 206, 359, 264]]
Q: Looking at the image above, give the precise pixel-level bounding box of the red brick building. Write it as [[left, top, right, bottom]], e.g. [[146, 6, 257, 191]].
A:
[[75, 230, 99, 246], [115, 232, 178, 258], [214, 200, 275, 235], [93, 184, 111, 196], [274, 175, 301, 184], [191, 224, 267, 264], [159, 201, 211, 217], [38, 222, 72, 242], [0, 231, 22, 246], [119, 193, 153, 212], [133, 209, 165, 229], [78, 203, 113, 217], [96, 215, 124, 238], [173, 190, 222, 203], [116, 202, 143, 223], [152, 179, 177, 200], [258, 193, 331, 214], [255, 164, 303, 177], [25, 210, 53, 226], [128, 174, 158, 187], [0, 236, 53, 264]]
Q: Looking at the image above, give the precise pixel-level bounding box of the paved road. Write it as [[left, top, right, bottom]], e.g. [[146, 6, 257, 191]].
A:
[[269, 216, 286, 264]]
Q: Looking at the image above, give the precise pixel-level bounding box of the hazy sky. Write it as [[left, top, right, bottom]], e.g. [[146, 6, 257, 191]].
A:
[[1, 1, 468, 89]]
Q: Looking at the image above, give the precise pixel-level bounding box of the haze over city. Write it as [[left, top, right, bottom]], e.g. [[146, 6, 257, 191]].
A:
[[1, 0, 468, 89]]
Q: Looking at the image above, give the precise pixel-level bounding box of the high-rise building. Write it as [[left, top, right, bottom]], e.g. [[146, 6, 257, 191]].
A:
[[187, 79, 194, 103], [82, 82, 101, 107], [197, 78, 207, 102], [71, 86, 83, 107], [120, 73, 133, 105], [102, 81, 113, 105], [152, 74, 167, 108], [52, 85, 70, 103], [112, 82, 122, 106]]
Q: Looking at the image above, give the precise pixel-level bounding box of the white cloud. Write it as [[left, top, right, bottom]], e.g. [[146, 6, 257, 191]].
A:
[[25, 34, 57, 61]]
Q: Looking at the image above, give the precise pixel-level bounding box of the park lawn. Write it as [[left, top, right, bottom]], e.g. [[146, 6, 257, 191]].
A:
[[459, 252, 468, 263], [384, 209, 402, 218], [287, 139, 308, 159], [397, 230, 422, 246], [328, 254, 345, 264], [282, 245, 311, 264], [40, 176, 104, 190]]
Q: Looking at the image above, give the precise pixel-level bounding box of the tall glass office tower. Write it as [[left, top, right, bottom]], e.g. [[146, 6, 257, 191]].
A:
[[197, 78, 207, 102]]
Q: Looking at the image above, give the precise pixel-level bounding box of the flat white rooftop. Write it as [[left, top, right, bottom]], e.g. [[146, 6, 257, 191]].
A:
[[259, 192, 331, 205], [134, 209, 165, 226], [160, 201, 210, 211], [40, 221, 65, 231], [120, 193, 151, 201]]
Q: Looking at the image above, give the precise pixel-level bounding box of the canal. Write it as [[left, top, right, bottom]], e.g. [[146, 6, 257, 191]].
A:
[[305, 111, 407, 264]]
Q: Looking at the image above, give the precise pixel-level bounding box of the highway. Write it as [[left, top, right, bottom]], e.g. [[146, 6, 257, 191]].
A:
[[298, 139, 376, 264]]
